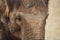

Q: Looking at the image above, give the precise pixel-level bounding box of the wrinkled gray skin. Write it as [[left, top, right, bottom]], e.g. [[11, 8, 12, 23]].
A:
[[7, 0, 48, 40], [0, 0, 48, 40], [8, 10, 48, 40]]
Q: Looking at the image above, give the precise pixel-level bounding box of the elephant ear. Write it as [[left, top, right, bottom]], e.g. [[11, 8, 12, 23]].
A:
[[0, 0, 9, 24], [1, 15, 8, 25]]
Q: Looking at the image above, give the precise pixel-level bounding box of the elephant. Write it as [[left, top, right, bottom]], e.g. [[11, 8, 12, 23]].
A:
[[8, 10, 48, 40], [0, 0, 48, 40]]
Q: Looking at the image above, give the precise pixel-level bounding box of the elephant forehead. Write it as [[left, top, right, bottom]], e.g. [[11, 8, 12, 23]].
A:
[[19, 12, 46, 21]]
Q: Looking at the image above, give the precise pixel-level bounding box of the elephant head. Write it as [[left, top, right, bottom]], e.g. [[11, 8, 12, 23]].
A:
[[8, 10, 48, 40], [0, 0, 48, 40]]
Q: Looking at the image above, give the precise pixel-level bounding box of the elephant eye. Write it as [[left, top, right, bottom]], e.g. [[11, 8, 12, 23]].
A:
[[16, 16, 22, 22], [18, 17, 22, 21]]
